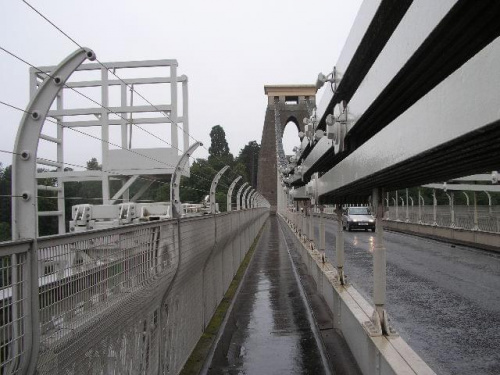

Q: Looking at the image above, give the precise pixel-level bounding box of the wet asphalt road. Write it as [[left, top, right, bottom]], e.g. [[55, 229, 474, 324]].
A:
[[208, 217, 331, 375], [319, 218, 500, 375]]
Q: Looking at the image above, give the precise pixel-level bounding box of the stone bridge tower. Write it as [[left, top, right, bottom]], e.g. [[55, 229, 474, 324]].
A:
[[257, 85, 316, 212]]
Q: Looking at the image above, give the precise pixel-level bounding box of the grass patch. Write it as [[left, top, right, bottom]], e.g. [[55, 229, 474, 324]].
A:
[[179, 220, 268, 375]]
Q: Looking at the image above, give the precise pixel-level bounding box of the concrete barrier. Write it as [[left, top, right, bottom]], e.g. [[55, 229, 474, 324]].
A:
[[279, 214, 435, 375]]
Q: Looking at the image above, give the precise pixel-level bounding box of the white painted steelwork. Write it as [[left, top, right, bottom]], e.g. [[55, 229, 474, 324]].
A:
[[11, 48, 96, 374], [227, 176, 242, 212], [209, 166, 229, 214], [236, 182, 248, 211], [31, 58, 190, 234]]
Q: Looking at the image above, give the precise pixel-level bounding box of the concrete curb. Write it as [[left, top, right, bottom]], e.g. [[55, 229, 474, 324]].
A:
[[279, 214, 436, 375]]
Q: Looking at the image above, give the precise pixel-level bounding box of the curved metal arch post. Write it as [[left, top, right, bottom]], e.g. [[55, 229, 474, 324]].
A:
[[227, 176, 242, 212], [251, 192, 258, 208], [12, 48, 95, 239], [242, 186, 252, 210], [247, 189, 255, 209], [210, 165, 229, 214], [236, 182, 248, 211], [251, 191, 258, 208], [170, 142, 202, 218], [11, 47, 96, 375]]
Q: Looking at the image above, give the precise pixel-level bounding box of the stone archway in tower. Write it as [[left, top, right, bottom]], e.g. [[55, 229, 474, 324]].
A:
[[282, 116, 302, 157], [257, 85, 317, 212]]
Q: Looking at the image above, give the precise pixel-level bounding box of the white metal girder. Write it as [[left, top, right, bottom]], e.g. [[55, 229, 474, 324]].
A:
[[317, 37, 500, 200], [423, 183, 500, 193]]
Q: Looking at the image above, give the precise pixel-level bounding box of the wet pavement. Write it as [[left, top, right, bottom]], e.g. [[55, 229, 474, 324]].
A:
[[319, 218, 500, 375], [207, 216, 345, 375]]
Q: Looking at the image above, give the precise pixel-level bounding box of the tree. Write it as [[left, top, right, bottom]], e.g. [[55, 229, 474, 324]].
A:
[[86, 157, 102, 171], [208, 125, 233, 169], [236, 141, 260, 187]]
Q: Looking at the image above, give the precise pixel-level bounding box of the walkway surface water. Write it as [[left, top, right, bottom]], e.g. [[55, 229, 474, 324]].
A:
[[207, 216, 354, 374]]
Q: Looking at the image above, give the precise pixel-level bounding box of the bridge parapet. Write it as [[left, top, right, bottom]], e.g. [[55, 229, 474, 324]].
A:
[[0, 208, 268, 374]]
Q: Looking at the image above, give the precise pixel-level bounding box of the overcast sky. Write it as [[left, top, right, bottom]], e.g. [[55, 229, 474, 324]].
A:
[[0, 0, 363, 169]]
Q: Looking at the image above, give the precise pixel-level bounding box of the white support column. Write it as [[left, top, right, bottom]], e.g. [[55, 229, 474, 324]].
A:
[[395, 190, 399, 220], [56, 90, 65, 234], [484, 191, 492, 215], [120, 83, 128, 149], [365, 187, 395, 337], [418, 189, 424, 224], [432, 189, 437, 226], [446, 192, 455, 227], [335, 205, 345, 285], [101, 66, 110, 204], [319, 206, 326, 263], [182, 79, 189, 152], [308, 202, 315, 249], [170, 64, 179, 153], [473, 191, 479, 230], [405, 188, 409, 222]]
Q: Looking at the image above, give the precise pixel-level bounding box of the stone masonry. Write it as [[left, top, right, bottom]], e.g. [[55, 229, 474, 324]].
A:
[[257, 85, 316, 212]]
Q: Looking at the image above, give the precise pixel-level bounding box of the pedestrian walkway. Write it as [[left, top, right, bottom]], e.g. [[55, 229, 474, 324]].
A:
[[206, 215, 348, 374]]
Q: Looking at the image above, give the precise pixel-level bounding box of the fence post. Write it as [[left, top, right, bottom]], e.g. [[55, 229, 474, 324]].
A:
[[227, 176, 242, 212], [432, 189, 437, 226], [319, 206, 326, 263], [364, 187, 394, 336], [473, 191, 479, 230], [236, 182, 249, 211], [405, 188, 409, 222], [335, 205, 346, 285]]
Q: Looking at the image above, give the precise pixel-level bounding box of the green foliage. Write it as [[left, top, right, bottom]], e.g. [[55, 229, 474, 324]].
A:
[[236, 141, 260, 187], [0, 126, 262, 237], [208, 125, 233, 169], [0, 222, 10, 242]]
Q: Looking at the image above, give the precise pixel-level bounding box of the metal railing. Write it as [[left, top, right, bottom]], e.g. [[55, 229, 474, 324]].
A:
[[386, 205, 500, 233], [0, 208, 268, 374]]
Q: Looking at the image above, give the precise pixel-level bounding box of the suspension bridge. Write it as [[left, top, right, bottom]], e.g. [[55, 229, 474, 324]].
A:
[[1, 0, 500, 374]]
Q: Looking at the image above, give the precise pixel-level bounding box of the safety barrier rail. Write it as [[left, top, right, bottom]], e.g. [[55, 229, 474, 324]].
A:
[[0, 208, 268, 374]]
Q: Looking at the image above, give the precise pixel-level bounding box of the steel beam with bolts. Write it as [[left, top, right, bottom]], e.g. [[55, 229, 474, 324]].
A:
[[11, 47, 96, 375]]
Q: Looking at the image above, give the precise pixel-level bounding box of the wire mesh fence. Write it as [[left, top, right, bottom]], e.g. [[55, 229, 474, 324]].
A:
[[0, 241, 34, 375], [0, 208, 268, 374], [385, 205, 500, 233]]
